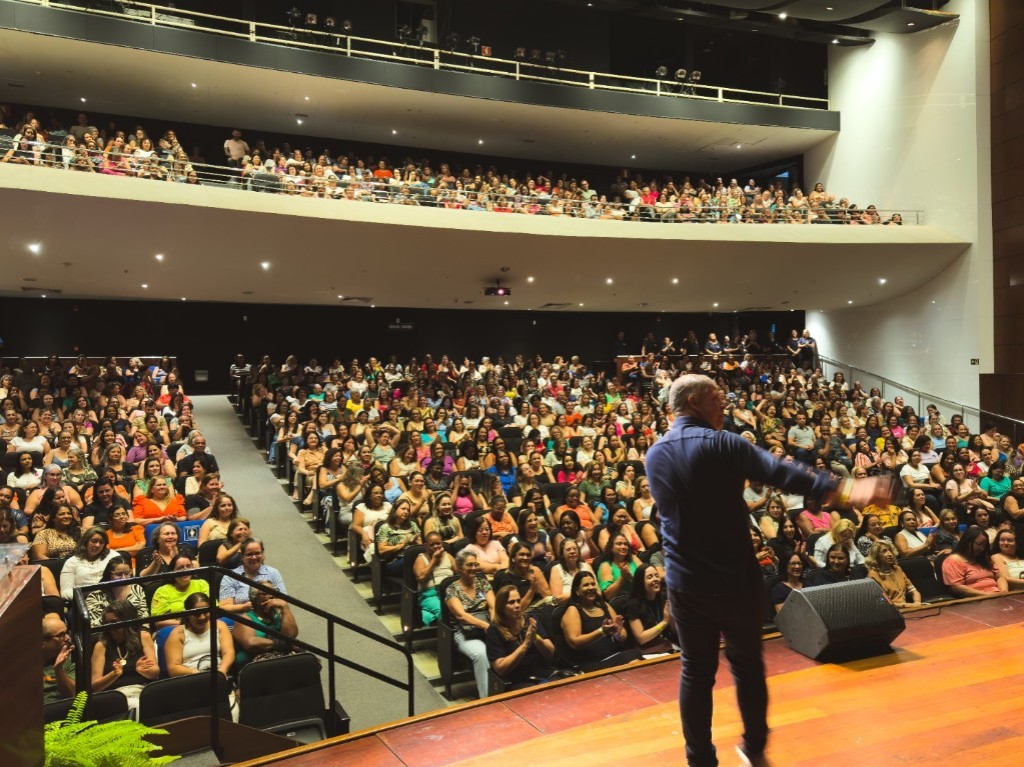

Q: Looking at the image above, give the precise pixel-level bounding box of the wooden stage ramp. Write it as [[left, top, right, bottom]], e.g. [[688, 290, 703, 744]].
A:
[[242, 594, 1024, 767]]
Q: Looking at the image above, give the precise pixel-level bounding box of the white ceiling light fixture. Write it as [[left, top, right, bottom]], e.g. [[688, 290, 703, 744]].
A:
[[527, 276, 535, 283], [141, 283, 148, 289], [879, 277, 887, 284], [190, 82, 197, 88], [80, 97, 86, 102], [261, 261, 270, 270], [778, 12, 787, 20], [155, 253, 164, 261], [606, 277, 613, 284], [672, 277, 679, 284], [28, 242, 42, 255]]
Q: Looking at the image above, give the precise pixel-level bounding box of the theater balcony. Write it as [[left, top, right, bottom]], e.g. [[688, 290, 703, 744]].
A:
[[0, 162, 968, 313]]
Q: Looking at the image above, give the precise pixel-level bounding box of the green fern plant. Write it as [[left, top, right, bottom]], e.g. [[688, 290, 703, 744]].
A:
[[44, 692, 179, 767]]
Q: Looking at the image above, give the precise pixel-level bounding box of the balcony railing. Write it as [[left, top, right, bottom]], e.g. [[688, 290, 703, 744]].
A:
[[14, 0, 830, 110]]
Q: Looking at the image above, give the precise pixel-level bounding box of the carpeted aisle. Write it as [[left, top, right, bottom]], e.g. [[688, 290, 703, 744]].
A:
[[192, 395, 445, 729]]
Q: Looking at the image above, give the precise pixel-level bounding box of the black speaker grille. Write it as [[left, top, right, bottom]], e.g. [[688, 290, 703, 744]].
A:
[[799, 580, 896, 631]]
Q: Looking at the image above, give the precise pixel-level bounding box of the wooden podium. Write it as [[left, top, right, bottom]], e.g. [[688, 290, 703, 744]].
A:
[[1, 565, 43, 767]]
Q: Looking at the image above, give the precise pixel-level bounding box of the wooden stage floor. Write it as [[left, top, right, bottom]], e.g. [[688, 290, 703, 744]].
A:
[[244, 594, 1024, 767]]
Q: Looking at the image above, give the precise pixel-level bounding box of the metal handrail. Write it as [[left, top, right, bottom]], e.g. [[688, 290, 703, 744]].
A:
[[817, 354, 1024, 442], [71, 565, 415, 754], [13, 0, 830, 110], [3, 140, 922, 224]]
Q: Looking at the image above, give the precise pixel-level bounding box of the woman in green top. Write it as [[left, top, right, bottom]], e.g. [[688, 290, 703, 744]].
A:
[[596, 532, 642, 600], [232, 582, 298, 668], [61, 448, 98, 493], [150, 553, 209, 628]]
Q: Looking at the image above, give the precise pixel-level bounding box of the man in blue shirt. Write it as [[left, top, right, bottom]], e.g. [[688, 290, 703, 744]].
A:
[[647, 374, 883, 767]]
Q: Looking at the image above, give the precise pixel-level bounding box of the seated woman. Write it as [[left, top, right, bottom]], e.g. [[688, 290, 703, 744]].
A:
[[232, 582, 299, 669], [903, 488, 940, 528], [85, 558, 148, 625], [945, 463, 994, 522], [597, 531, 643, 600], [973, 506, 998, 545], [758, 496, 787, 541], [596, 506, 646, 555], [795, 498, 834, 538], [750, 527, 780, 578], [772, 554, 807, 614], [139, 522, 196, 577], [486, 585, 558, 691], [812, 519, 865, 569], [59, 526, 121, 601], [866, 539, 921, 607], [631, 476, 656, 522], [768, 517, 806, 564], [807, 544, 852, 586], [559, 571, 641, 672], [940, 526, 1008, 596], [215, 517, 252, 568], [150, 553, 210, 629], [855, 514, 884, 557], [164, 593, 235, 677], [933, 509, 962, 555], [0, 509, 28, 546], [135, 455, 175, 498], [132, 476, 186, 522], [624, 563, 676, 653], [91, 600, 158, 715], [551, 509, 598, 565], [494, 542, 553, 612], [61, 448, 98, 495], [463, 515, 509, 576], [508, 507, 550, 566], [991, 528, 1024, 591], [423, 492, 463, 545], [197, 494, 239, 546], [444, 549, 495, 699], [7, 452, 42, 491], [104, 506, 146, 563], [375, 497, 422, 576], [351, 484, 392, 564], [553, 486, 597, 530], [413, 531, 457, 627], [549, 538, 593, 604], [31, 501, 81, 562], [894, 509, 937, 559]]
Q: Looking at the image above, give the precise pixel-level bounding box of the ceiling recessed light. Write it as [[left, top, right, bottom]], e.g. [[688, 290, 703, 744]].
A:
[[879, 277, 887, 284], [40, 294, 46, 298], [579, 303, 584, 307], [304, 95, 310, 100], [606, 277, 613, 284], [141, 283, 148, 289], [630, 154, 636, 159], [28, 242, 41, 255], [826, 6, 834, 10], [504, 300, 509, 305], [392, 129, 397, 135], [712, 302, 719, 308], [832, 39, 839, 44], [907, 21, 915, 27], [527, 276, 534, 283], [370, 304, 375, 308], [80, 97, 86, 102], [337, 294, 344, 299], [261, 261, 270, 270], [155, 253, 164, 261], [778, 12, 787, 19], [736, 144, 742, 149], [478, 139, 484, 144], [847, 299, 854, 304], [190, 82, 197, 88], [672, 278, 679, 284], [296, 119, 303, 125], [181, 297, 187, 301]]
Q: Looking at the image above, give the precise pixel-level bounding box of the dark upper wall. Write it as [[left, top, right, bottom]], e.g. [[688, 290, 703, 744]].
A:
[[0, 296, 804, 393], [120, 0, 828, 98]]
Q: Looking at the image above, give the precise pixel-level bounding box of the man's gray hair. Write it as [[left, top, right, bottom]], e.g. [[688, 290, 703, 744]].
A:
[[669, 374, 716, 416]]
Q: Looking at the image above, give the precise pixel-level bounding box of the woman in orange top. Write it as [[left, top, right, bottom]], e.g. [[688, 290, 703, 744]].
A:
[[106, 507, 147, 563], [132, 476, 186, 522], [553, 486, 597, 530]]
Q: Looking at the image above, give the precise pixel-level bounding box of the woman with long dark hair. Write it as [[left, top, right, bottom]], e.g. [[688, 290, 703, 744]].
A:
[[941, 526, 1008, 596]]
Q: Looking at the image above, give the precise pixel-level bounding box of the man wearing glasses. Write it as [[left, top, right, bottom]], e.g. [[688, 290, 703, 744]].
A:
[[42, 614, 75, 703]]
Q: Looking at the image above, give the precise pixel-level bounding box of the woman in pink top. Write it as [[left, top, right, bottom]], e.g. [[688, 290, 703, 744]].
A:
[[941, 527, 1008, 597]]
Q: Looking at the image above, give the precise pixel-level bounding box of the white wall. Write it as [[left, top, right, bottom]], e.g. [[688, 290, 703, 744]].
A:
[[804, 0, 992, 408]]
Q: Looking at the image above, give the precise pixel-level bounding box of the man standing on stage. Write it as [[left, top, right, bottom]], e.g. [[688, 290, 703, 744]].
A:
[[646, 374, 884, 767]]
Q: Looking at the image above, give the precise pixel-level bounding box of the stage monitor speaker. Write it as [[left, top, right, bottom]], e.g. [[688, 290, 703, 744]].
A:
[[775, 579, 905, 661]]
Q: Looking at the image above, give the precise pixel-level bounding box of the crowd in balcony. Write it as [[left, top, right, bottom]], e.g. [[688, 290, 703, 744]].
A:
[[233, 329, 1023, 697], [0, 106, 904, 224]]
